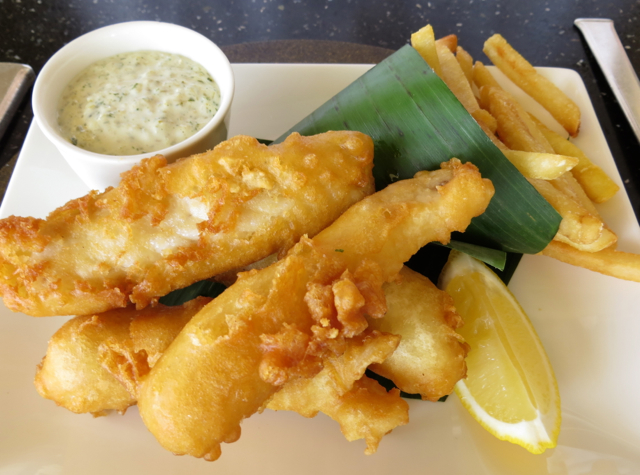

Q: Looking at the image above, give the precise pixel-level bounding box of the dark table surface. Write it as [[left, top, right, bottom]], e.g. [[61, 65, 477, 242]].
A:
[[1, 0, 640, 219]]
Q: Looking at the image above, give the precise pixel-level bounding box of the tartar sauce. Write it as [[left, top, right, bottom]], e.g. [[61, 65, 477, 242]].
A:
[[57, 51, 221, 156]]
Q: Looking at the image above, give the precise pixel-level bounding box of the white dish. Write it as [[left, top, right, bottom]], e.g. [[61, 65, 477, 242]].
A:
[[1, 63, 640, 475]]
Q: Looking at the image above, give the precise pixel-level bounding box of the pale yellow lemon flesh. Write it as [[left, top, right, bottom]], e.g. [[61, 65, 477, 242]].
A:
[[439, 250, 561, 454]]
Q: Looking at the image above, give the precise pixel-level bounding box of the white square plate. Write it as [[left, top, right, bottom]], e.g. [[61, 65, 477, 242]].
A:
[[1, 63, 640, 475]]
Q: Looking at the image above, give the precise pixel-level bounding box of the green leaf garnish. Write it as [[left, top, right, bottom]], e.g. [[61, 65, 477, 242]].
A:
[[276, 45, 561, 255], [442, 240, 506, 271], [365, 369, 423, 400], [159, 280, 226, 307]]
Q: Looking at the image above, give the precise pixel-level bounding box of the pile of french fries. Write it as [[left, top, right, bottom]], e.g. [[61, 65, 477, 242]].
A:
[[411, 25, 640, 282]]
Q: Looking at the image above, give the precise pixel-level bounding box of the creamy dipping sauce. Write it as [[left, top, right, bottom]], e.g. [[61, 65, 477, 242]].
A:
[[57, 51, 221, 156]]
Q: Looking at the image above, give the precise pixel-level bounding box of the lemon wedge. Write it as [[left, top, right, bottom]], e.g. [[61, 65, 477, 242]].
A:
[[439, 250, 561, 454]]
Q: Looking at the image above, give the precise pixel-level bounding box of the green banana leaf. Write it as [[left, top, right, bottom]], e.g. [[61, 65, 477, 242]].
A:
[[159, 280, 226, 306], [276, 44, 561, 254], [443, 240, 506, 270]]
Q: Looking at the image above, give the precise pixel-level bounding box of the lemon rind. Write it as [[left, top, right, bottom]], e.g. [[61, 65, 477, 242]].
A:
[[455, 379, 560, 454]]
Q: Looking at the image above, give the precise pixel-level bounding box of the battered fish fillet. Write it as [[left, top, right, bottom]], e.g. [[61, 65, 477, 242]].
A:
[[137, 158, 494, 460], [368, 266, 469, 401], [266, 331, 409, 455], [34, 297, 210, 415], [32, 269, 463, 426], [0, 131, 374, 317]]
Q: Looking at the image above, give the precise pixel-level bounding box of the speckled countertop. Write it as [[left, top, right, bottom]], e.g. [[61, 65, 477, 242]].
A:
[[1, 0, 640, 215]]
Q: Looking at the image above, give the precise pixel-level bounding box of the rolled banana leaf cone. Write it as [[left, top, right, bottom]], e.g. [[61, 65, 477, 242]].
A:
[[277, 45, 560, 255]]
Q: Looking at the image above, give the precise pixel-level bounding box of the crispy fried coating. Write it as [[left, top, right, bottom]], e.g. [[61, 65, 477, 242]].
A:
[[138, 250, 383, 461], [368, 266, 468, 401], [31, 267, 461, 421], [34, 298, 210, 415], [331, 377, 408, 452], [266, 331, 409, 454], [0, 131, 374, 317], [310, 159, 495, 279], [29, 267, 464, 422], [137, 159, 494, 460]]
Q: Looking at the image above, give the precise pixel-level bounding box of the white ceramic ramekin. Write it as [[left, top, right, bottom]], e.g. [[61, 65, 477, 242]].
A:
[[32, 21, 234, 191]]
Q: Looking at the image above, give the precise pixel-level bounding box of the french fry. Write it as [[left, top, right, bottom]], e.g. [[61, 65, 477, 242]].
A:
[[552, 171, 618, 251], [456, 46, 474, 85], [483, 34, 581, 137], [530, 178, 616, 251], [478, 87, 615, 251], [541, 240, 640, 283], [472, 109, 498, 133], [436, 42, 484, 120], [415, 24, 619, 261], [477, 119, 508, 151], [551, 172, 600, 217], [503, 150, 578, 180], [411, 24, 442, 77], [472, 61, 501, 90], [480, 86, 553, 153], [436, 34, 458, 53], [437, 44, 499, 136], [530, 115, 620, 203], [553, 234, 616, 256]]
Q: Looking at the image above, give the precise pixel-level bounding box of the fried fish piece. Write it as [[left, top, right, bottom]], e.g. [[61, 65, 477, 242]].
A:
[[137, 159, 494, 460], [217, 262, 469, 402], [266, 331, 409, 455], [34, 297, 210, 415], [0, 131, 375, 317], [368, 266, 468, 401], [31, 268, 460, 422]]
